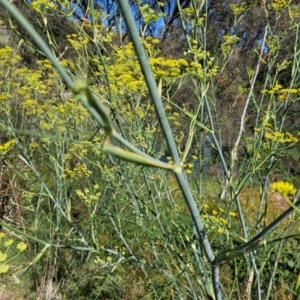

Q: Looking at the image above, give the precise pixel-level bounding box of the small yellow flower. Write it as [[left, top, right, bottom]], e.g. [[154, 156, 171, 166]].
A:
[[0, 232, 5, 238], [261, 89, 268, 94], [0, 139, 15, 153], [212, 209, 218, 215], [217, 227, 225, 234], [203, 203, 209, 210], [4, 239, 14, 247], [229, 211, 237, 217], [219, 217, 228, 224], [16, 242, 27, 252], [0, 251, 7, 262], [0, 264, 9, 273]]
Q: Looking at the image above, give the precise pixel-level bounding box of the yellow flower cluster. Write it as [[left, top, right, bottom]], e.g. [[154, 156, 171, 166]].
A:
[[182, 7, 194, 15], [105, 40, 189, 102], [30, 0, 62, 14], [150, 56, 188, 79], [289, 5, 300, 20], [267, 35, 280, 53], [105, 43, 147, 99], [270, 181, 297, 196], [271, 0, 289, 10], [0, 139, 15, 154], [183, 162, 194, 174], [62, 162, 92, 179], [181, 8, 205, 26], [201, 204, 237, 236], [0, 232, 27, 274], [202, 213, 229, 234], [0, 46, 21, 69], [230, 4, 246, 16], [276, 59, 291, 72], [16, 241, 28, 252], [67, 34, 90, 51], [6, 53, 91, 136], [261, 84, 300, 101], [76, 184, 101, 206], [185, 45, 218, 79], [140, 3, 165, 24], [221, 35, 240, 56], [264, 130, 299, 143]]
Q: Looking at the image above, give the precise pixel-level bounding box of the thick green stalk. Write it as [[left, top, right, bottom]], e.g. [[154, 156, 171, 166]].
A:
[[117, 1, 220, 299]]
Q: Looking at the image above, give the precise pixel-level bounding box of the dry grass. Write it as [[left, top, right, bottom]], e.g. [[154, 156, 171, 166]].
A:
[[239, 187, 294, 226]]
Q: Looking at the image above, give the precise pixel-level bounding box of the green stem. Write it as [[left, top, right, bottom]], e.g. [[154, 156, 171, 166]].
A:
[[117, 1, 221, 299]]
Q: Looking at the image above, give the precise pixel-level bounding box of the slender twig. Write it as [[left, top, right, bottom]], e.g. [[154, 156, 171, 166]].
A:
[[214, 199, 300, 265]]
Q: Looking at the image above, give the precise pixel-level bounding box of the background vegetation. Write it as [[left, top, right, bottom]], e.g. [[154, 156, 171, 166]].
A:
[[0, 0, 300, 299]]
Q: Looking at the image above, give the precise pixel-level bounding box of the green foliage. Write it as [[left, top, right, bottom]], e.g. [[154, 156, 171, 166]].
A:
[[0, 0, 300, 299]]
